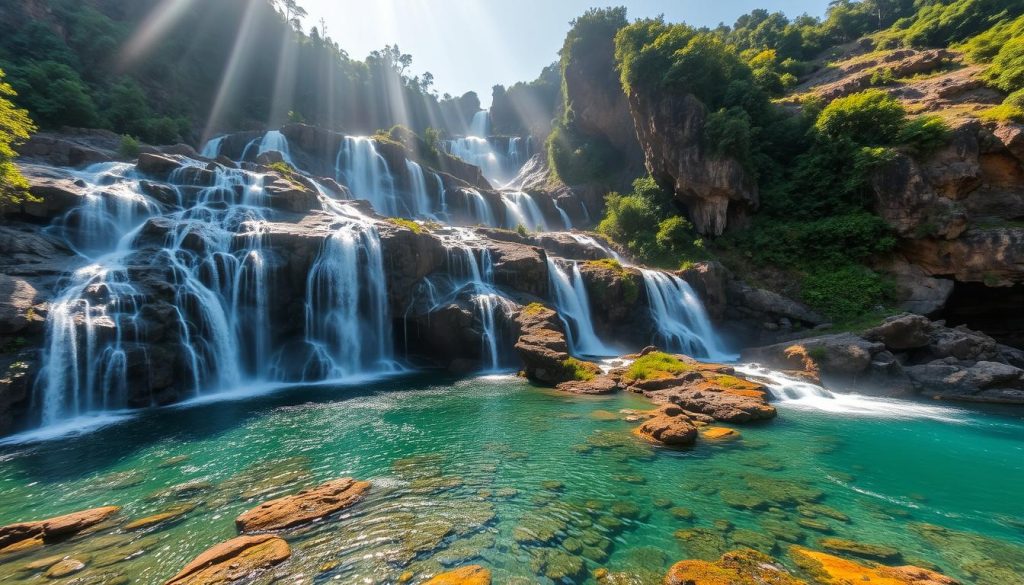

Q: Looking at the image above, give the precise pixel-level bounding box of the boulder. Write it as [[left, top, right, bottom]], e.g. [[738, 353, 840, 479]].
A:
[[235, 478, 370, 532], [556, 376, 619, 395], [15, 164, 87, 220], [863, 313, 932, 350], [0, 506, 120, 553], [163, 534, 290, 585], [662, 388, 777, 423], [906, 360, 1024, 403], [17, 128, 119, 167], [790, 546, 959, 585], [633, 405, 698, 446], [513, 305, 600, 386], [136, 153, 184, 180], [423, 565, 492, 585], [665, 549, 806, 585], [877, 257, 954, 315]]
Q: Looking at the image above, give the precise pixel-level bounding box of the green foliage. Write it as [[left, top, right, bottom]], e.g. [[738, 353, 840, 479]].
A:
[[896, 115, 952, 155], [389, 218, 424, 234], [979, 103, 1024, 122], [119, 135, 140, 159], [561, 358, 597, 382], [624, 352, 693, 381], [655, 216, 696, 253], [802, 265, 892, 321], [875, 0, 1023, 50], [0, 68, 36, 210], [547, 122, 622, 184], [727, 213, 896, 268], [985, 35, 1024, 92], [814, 90, 907, 146], [515, 223, 529, 237], [961, 14, 1024, 62]]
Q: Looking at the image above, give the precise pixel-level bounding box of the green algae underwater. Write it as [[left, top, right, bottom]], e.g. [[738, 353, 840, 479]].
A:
[[0, 373, 1021, 584]]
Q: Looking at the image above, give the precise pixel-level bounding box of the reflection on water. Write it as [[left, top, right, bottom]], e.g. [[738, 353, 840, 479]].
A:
[[0, 374, 1021, 584]]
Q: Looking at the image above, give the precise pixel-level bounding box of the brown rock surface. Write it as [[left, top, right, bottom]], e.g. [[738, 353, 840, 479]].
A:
[[235, 478, 370, 532], [423, 565, 492, 585], [0, 506, 120, 553], [665, 549, 806, 585], [633, 405, 698, 446], [164, 534, 290, 585], [790, 546, 959, 585]]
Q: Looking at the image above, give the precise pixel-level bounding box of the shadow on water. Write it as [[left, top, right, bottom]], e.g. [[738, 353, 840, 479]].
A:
[[0, 370, 461, 483]]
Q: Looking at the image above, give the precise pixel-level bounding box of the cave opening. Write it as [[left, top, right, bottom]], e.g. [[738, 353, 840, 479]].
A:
[[940, 282, 1024, 349]]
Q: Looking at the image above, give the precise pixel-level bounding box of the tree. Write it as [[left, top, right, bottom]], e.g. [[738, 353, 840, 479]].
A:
[[274, 0, 308, 32], [0, 69, 36, 210]]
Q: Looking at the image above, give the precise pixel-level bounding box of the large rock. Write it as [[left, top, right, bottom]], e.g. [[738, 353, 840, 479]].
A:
[[790, 546, 959, 585], [665, 549, 805, 585], [17, 128, 120, 167], [513, 305, 599, 385], [863, 314, 932, 350], [906, 360, 1024, 403], [235, 478, 370, 532], [871, 152, 967, 240], [633, 404, 698, 446], [901, 227, 1024, 286], [423, 565, 492, 585], [629, 93, 757, 235], [163, 534, 290, 585], [14, 164, 88, 220], [0, 506, 120, 553]]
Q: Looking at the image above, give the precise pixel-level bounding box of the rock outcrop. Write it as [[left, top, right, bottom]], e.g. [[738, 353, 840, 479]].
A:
[[665, 549, 805, 585], [628, 93, 758, 235], [0, 506, 120, 554], [235, 478, 370, 532], [632, 404, 698, 446], [790, 546, 959, 585], [744, 313, 1024, 403], [163, 534, 290, 585], [513, 304, 600, 385], [423, 565, 492, 585]]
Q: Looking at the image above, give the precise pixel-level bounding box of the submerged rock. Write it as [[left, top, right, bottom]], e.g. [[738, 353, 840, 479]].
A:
[[0, 506, 120, 554], [632, 405, 698, 446], [817, 537, 902, 563], [235, 478, 370, 532], [163, 534, 290, 585]]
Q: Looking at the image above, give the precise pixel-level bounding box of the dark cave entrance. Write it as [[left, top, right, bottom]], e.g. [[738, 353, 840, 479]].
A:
[[940, 282, 1024, 349]]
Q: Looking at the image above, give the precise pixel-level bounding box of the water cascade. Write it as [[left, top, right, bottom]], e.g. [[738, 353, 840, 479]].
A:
[[641, 269, 733, 361], [200, 136, 225, 159], [546, 257, 616, 356], [335, 137, 397, 215], [257, 130, 294, 165], [501, 191, 549, 231], [405, 160, 436, 219]]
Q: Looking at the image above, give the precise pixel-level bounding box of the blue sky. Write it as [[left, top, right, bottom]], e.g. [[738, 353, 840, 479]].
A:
[[301, 1, 829, 105]]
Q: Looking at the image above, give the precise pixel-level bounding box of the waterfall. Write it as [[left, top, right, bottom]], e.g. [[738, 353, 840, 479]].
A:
[[200, 136, 225, 159], [469, 110, 490, 137], [508, 137, 522, 168], [501, 191, 548, 232], [546, 257, 615, 357], [434, 173, 448, 218], [58, 163, 158, 255], [302, 218, 395, 379], [463, 189, 496, 226], [405, 160, 435, 219], [553, 200, 573, 230], [335, 137, 397, 216], [258, 130, 294, 165], [641, 269, 733, 361], [445, 137, 503, 182]]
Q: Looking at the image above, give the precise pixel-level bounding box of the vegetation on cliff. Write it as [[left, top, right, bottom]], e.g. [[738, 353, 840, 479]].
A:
[[0, 68, 34, 210]]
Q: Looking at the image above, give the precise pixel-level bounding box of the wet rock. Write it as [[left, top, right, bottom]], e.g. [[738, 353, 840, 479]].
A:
[[791, 546, 959, 585], [674, 528, 730, 560], [163, 534, 290, 585], [423, 565, 492, 585], [529, 548, 586, 582], [702, 427, 740, 440], [0, 506, 120, 554], [665, 548, 804, 585], [124, 503, 197, 531], [912, 523, 1023, 585], [557, 376, 620, 395], [513, 304, 600, 385], [235, 478, 370, 532], [797, 518, 833, 533], [633, 404, 698, 446]]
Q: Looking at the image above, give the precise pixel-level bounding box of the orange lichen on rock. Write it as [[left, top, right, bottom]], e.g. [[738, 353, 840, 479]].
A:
[[702, 427, 740, 440], [423, 565, 492, 585], [790, 546, 960, 585], [235, 478, 370, 532], [665, 549, 806, 585], [164, 534, 290, 585]]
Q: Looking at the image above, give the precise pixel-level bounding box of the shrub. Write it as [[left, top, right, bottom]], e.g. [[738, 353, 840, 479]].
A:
[[896, 115, 951, 155], [625, 352, 693, 381], [814, 89, 907, 146], [389, 218, 423, 234], [118, 134, 140, 158], [656, 216, 695, 253], [802, 265, 892, 321], [562, 357, 597, 382], [515, 223, 528, 237], [986, 35, 1024, 92]]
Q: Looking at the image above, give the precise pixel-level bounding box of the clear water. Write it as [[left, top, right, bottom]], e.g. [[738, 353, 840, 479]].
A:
[[0, 376, 1021, 584]]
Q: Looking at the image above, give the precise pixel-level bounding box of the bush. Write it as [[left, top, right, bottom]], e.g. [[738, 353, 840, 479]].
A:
[[986, 35, 1024, 92], [728, 212, 896, 269], [625, 352, 693, 381], [119, 134, 140, 158], [814, 89, 907, 146], [561, 357, 597, 382], [895, 115, 951, 155], [0, 69, 36, 210], [802, 265, 892, 321], [656, 216, 695, 253]]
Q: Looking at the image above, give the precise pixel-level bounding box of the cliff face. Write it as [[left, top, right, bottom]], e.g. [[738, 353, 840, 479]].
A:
[[628, 93, 759, 236]]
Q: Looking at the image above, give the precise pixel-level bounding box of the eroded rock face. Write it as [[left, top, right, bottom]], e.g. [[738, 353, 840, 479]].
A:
[[163, 534, 290, 585], [628, 93, 758, 236], [513, 305, 599, 386], [901, 227, 1024, 286], [235, 478, 370, 532], [633, 404, 698, 446]]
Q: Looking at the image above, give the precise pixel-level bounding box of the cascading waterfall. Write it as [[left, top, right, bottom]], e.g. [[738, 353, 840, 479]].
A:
[[546, 257, 615, 357], [335, 136, 398, 216], [446, 137, 503, 182], [405, 160, 436, 219], [258, 130, 294, 165], [469, 110, 490, 136], [501, 191, 549, 231], [641, 269, 733, 361], [464, 189, 497, 226], [200, 136, 225, 159], [434, 173, 448, 218], [302, 217, 395, 379]]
